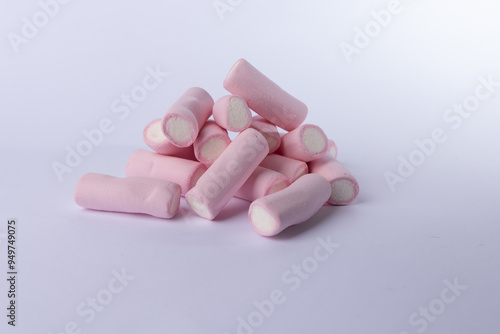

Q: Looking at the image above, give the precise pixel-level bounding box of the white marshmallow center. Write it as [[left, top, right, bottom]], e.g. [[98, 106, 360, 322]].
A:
[[330, 179, 355, 204], [302, 127, 326, 153], [227, 97, 250, 130]]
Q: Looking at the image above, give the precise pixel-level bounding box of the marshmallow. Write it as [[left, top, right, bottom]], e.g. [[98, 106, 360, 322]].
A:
[[143, 119, 196, 160], [235, 166, 289, 202], [185, 128, 269, 220], [327, 139, 338, 159], [249, 174, 331, 236], [308, 155, 359, 205], [74, 173, 181, 219], [161, 87, 214, 147], [126, 149, 207, 195], [193, 120, 231, 165], [223, 59, 307, 131], [277, 124, 328, 162], [249, 116, 281, 154], [212, 95, 252, 132], [259, 154, 308, 183]]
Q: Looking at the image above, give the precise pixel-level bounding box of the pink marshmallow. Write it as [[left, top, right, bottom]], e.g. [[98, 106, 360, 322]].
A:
[[249, 174, 331, 236], [327, 139, 338, 159], [161, 87, 214, 147], [308, 155, 359, 205], [74, 173, 181, 219], [235, 166, 289, 202], [143, 119, 196, 160], [249, 116, 281, 154], [212, 95, 252, 132], [126, 149, 207, 195], [276, 124, 328, 162], [223, 59, 307, 131], [185, 128, 269, 220], [193, 120, 231, 165], [259, 154, 308, 183]]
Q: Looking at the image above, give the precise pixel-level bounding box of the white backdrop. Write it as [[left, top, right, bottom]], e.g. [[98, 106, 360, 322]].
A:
[[1, 0, 500, 333]]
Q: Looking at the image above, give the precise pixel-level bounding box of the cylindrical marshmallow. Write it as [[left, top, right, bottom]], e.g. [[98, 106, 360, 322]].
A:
[[161, 87, 214, 147], [212, 95, 252, 132], [126, 149, 207, 195], [327, 139, 338, 159], [249, 174, 331, 236], [308, 155, 359, 205], [260, 154, 308, 183], [74, 173, 181, 219], [277, 124, 328, 162], [185, 128, 269, 220], [249, 116, 281, 154], [193, 120, 231, 165], [223, 59, 307, 131], [235, 166, 289, 202], [143, 119, 196, 160]]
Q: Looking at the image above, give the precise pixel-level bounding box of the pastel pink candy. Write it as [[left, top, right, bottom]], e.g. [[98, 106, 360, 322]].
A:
[[223, 59, 307, 131], [143, 119, 196, 160], [161, 87, 214, 147], [212, 95, 252, 132], [327, 139, 338, 159], [235, 166, 289, 202], [74, 173, 181, 219], [259, 154, 308, 183], [193, 120, 231, 165], [185, 128, 269, 220], [126, 149, 207, 195], [308, 155, 359, 205], [249, 116, 281, 154], [249, 174, 331, 236], [277, 124, 328, 162]]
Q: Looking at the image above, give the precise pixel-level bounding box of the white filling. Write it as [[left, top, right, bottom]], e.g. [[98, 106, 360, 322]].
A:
[[200, 137, 228, 163], [186, 196, 212, 220], [146, 120, 164, 142], [165, 116, 192, 144], [302, 127, 326, 154], [170, 190, 180, 215], [227, 98, 250, 130], [263, 134, 277, 152], [267, 180, 288, 195], [329, 145, 337, 157], [330, 179, 355, 204], [293, 166, 308, 182], [250, 205, 277, 236]]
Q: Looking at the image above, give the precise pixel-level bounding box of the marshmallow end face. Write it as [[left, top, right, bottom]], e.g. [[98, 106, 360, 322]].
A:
[[267, 179, 288, 196], [145, 119, 164, 143], [302, 127, 327, 154], [168, 188, 181, 217], [198, 137, 229, 164], [186, 195, 213, 220], [250, 205, 279, 236], [227, 97, 252, 131], [329, 178, 358, 205], [164, 116, 194, 147]]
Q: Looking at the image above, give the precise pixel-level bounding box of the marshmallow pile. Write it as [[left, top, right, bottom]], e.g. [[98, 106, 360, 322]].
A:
[[74, 59, 359, 236]]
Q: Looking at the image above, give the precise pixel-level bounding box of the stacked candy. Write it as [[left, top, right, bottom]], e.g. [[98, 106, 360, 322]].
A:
[[74, 59, 359, 236]]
